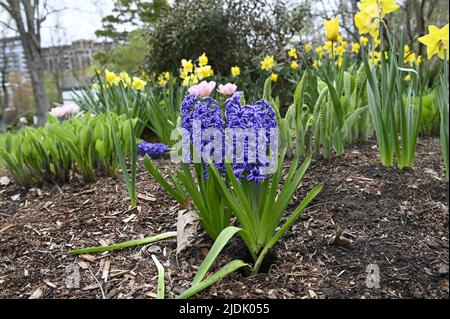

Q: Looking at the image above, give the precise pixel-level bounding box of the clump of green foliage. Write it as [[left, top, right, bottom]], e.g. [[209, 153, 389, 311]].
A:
[[0, 113, 137, 188]]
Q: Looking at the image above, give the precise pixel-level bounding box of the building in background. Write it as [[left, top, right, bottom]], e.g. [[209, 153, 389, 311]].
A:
[[0, 36, 30, 117], [1, 37, 113, 116], [0, 36, 30, 83], [42, 39, 114, 73]]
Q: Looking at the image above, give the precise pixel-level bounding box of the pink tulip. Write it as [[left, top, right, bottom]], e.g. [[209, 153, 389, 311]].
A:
[[63, 104, 80, 115], [217, 83, 237, 96], [50, 107, 65, 118], [188, 81, 216, 97]]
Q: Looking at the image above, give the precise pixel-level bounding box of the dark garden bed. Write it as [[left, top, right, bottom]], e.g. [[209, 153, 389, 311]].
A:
[[0, 137, 448, 299]]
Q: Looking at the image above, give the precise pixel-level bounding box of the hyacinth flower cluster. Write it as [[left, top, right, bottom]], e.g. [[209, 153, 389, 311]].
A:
[[180, 91, 277, 183], [145, 86, 322, 272], [137, 141, 169, 159], [180, 93, 226, 177], [224, 92, 278, 183]]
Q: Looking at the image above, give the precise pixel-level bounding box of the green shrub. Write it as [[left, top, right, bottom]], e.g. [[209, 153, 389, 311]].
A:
[[0, 113, 137, 188], [147, 0, 310, 75]]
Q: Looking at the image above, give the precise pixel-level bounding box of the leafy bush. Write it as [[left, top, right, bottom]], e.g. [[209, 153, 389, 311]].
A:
[[93, 29, 151, 73], [0, 113, 137, 187], [147, 0, 310, 75]]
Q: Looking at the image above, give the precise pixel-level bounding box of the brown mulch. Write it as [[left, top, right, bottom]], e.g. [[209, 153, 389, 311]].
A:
[[0, 137, 448, 299]]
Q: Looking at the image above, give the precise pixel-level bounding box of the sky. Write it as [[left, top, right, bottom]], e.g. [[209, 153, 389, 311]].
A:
[[0, 0, 115, 46], [1, 0, 335, 47], [40, 0, 115, 46]]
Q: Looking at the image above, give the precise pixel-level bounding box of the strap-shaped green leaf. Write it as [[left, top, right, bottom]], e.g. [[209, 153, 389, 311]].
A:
[[179, 260, 249, 300], [192, 226, 242, 285]]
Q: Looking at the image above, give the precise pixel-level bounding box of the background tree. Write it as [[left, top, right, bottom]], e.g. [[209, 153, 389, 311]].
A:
[[95, 0, 169, 42], [0, 26, 11, 132], [148, 0, 311, 74], [402, 0, 449, 52], [45, 11, 68, 104], [9, 70, 35, 115], [0, 0, 59, 126]]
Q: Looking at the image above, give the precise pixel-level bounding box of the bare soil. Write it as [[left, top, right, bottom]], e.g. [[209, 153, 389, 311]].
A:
[[0, 137, 448, 299]]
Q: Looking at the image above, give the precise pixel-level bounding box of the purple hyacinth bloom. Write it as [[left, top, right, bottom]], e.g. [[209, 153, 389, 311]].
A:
[[246, 166, 268, 183], [180, 94, 226, 177], [180, 91, 278, 183], [137, 142, 169, 158], [224, 92, 277, 183]]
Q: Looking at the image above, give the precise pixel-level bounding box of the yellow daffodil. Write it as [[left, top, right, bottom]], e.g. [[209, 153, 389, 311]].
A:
[[157, 72, 170, 87], [313, 60, 322, 68], [198, 53, 208, 67], [417, 55, 423, 65], [158, 77, 167, 87], [132, 77, 147, 91], [351, 42, 361, 53], [418, 23, 449, 60], [92, 83, 100, 90], [105, 69, 120, 85], [336, 45, 346, 56], [120, 71, 132, 87], [195, 65, 214, 80], [324, 17, 339, 42], [288, 48, 298, 59], [181, 59, 194, 73], [336, 56, 344, 67], [360, 36, 369, 46], [261, 55, 275, 71], [338, 36, 348, 47], [315, 46, 324, 58], [182, 77, 190, 87], [180, 69, 189, 80], [369, 51, 382, 65], [360, 0, 400, 17], [375, 38, 381, 48], [271, 73, 279, 82], [231, 66, 241, 77], [355, 0, 399, 39], [290, 61, 299, 70], [305, 44, 312, 53], [403, 45, 417, 65], [182, 74, 199, 87], [404, 74, 411, 81], [324, 41, 335, 53], [355, 4, 380, 38]]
